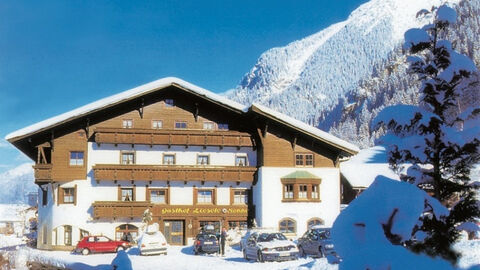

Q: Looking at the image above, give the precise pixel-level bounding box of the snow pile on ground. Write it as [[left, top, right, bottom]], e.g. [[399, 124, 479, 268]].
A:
[[340, 146, 399, 188], [331, 176, 459, 269], [454, 240, 480, 269]]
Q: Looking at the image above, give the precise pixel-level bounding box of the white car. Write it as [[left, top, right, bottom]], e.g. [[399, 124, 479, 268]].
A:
[[137, 224, 168, 255], [243, 232, 299, 262]]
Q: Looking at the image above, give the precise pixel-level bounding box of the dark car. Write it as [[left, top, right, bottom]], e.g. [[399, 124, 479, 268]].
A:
[[297, 226, 340, 262], [193, 232, 220, 255], [75, 236, 131, 255], [243, 232, 298, 262]]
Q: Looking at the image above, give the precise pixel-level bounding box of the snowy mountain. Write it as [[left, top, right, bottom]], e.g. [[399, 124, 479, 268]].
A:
[[228, 0, 480, 148], [0, 163, 36, 204]]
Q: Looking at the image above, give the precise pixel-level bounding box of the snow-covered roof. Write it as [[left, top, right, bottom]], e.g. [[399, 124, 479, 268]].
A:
[[340, 145, 399, 188], [250, 103, 359, 155], [5, 77, 247, 142], [6, 77, 358, 157]]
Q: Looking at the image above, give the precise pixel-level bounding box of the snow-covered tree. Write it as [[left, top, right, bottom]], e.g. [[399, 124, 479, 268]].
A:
[[374, 4, 480, 264]]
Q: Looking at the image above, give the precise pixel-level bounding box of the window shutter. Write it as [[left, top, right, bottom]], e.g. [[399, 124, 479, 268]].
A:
[[230, 187, 233, 205], [307, 184, 312, 200], [117, 185, 121, 201], [57, 187, 61, 205], [166, 187, 170, 205], [146, 186, 150, 202], [74, 185, 77, 206], [213, 188, 216, 205], [193, 187, 197, 205], [133, 185, 136, 201]]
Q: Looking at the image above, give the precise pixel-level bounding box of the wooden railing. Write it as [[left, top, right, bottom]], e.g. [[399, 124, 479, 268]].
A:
[[92, 201, 250, 219], [33, 164, 53, 183], [93, 164, 257, 182], [94, 127, 253, 148], [92, 201, 153, 219]]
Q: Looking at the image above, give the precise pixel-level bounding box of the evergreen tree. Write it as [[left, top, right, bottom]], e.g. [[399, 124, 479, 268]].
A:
[[374, 4, 480, 264]]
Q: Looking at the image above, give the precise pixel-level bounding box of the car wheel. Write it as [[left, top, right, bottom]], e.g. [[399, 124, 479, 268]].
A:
[[257, 251, 264, 263], [298, 246, 306, 258], [81, 248, 90, 255], [116, 246, 125, 253]]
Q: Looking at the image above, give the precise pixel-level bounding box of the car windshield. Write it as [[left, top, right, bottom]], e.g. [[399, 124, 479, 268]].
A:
[[197, 234, 217, 241], [313, 229, 331, 239], [257, 233, 287, 242]]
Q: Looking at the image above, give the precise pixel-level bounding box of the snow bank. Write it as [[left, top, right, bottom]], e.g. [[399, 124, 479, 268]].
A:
[[331, 176, 455, 269]]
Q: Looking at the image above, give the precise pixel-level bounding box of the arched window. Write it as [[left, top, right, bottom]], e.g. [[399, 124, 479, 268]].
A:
[[64, 225, 72, 246], [279, 218, 296, 234], [115, 224, 139, 241], [307, 218, 324, 229]]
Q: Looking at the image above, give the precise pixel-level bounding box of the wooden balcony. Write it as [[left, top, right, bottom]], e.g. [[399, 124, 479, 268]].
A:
[[33, 164, 53, 183], [94, 127, 253, 148], [92, 201, 153, 219], [93, 164, 257, 183], [92, 201, 249, 219]]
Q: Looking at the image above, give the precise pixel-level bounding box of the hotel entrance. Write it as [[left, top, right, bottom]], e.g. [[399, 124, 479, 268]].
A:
[[164, 220, 184, 245]]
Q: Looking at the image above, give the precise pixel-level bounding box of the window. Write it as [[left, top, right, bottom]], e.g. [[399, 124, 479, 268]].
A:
[[64, 225, 72, 246], [42, 187, 48, 206], [69, 151, 84, 166], [284, 184, 294, 199], [150, 189, 166, 204], [203, 122, 214, 130], [165, 99, 174, 107], [121, 188, 134, 201], [197, 155, 209, 165], [299, 185, 308, 199], [235, 156, 247, 166], [312, 185, 319, 199], [121, 152, 135, 165], [197, 190, 213, 204], [295, 153, 314, 167], [279, 218, 296, 234], [122, 119, 133, 129], [163, 154, 175, 165], [152, 120, 163, 129], [63, 188, 75, 203], [307, 218, 324, 229], [175, 121, 187, 129], [233, 189, 248, 204], [218, 123, 229, 130], [228, 221, 247, 230]]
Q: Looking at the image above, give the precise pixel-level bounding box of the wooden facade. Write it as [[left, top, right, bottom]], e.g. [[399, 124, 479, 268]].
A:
[[93, 164, 256, 183]]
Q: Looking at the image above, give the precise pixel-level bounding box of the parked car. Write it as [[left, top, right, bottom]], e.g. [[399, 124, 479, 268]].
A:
[[137, 229, 168, 255], [75, 236, 131, 255], [243, 232, 298, 262], [194, 232, 220, 255], [239, 227, 272, 251], [297, 226, 340, 262]]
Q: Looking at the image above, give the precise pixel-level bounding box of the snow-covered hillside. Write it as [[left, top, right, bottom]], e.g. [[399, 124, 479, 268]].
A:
[[0, 163, 36, 204], [228, 0, 480, 148]]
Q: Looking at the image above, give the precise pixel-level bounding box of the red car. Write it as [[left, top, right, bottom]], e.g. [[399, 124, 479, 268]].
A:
[[75, 236, 131, 255]]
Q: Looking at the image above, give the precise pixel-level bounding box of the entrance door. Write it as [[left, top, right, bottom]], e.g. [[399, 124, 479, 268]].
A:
[[164, 220, 184, 245]]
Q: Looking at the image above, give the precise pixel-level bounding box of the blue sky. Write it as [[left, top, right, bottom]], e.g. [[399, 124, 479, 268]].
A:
[[0, 0, 367, 173]]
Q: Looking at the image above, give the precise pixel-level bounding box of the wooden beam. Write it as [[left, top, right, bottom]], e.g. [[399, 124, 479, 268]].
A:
[[138, 98, 145, 119], [291, 134, 297, 150], [262, 123, 268, 138], [194, 103, 199, 122]]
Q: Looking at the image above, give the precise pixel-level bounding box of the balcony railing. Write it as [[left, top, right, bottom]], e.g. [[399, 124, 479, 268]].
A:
[[94, 127, 253, 148], [93, 164, 257, 183], [92, 201, 249, 219], [33, 164, 53, 183]]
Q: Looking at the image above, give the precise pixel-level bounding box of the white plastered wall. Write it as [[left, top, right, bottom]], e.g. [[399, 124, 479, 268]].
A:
[[254, 167, 341, 236]]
